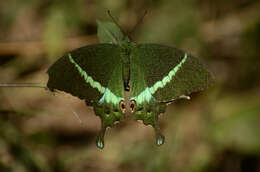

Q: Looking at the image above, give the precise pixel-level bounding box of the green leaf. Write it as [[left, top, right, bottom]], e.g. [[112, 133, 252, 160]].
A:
[[96, 20, 124, 44]]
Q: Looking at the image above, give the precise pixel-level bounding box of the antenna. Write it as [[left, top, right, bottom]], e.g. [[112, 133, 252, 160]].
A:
[[0, 83, 47, 89], [107, 10, 126, 35], [128, 10, 148, 37]]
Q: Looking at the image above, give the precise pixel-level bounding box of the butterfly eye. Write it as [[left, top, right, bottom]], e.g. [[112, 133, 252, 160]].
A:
[[130, 100, 136, 113], [119, 101, 126, 113]]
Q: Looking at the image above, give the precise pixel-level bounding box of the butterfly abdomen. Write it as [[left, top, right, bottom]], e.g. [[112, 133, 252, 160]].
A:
[[122, 61, 130, 91], [120, 42, 131, 91]]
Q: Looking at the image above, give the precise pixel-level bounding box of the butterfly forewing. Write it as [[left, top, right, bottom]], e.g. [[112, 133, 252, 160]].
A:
[[47, 44, 124, 105], [130, 43, 213, 102]]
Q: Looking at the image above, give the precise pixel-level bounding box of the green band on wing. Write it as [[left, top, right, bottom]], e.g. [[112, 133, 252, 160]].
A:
[[131, 87, 155, 104], [131, 54, 188, 104], [149, 53, 187, 94], [98, 88, 124, 105], [68, 54, 123, 105], [68, 54, 105, 94]]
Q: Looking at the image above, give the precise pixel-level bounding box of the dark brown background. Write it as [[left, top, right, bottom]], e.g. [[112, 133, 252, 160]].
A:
[[0, 0, 260, 171]]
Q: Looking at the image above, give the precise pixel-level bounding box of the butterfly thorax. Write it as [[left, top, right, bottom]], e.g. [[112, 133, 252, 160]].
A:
[[120, 37, 132, 57]]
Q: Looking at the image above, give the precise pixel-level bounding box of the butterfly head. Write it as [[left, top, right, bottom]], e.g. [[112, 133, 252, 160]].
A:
[[121, 37, 132, 52]]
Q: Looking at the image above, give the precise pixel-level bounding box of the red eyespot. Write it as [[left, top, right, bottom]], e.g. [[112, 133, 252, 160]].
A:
[[119, 101, 126, 113], [130, 100, 136, 113]]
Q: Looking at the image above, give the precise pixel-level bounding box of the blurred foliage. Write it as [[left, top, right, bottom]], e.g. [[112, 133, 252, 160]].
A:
[[0, 0, 260, 172]]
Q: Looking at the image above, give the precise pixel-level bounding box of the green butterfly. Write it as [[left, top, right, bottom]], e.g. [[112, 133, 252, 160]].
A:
[[47, 18, 213, 149]]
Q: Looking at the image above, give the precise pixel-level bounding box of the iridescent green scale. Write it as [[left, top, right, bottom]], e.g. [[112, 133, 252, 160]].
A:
[[47, 20, 213, 149]]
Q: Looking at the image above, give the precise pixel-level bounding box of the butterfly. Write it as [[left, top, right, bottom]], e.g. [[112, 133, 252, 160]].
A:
[[46, 15, 213, 149]]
